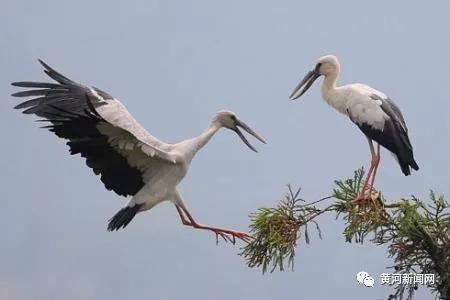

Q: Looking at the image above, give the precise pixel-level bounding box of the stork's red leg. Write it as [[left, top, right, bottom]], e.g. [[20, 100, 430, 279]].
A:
[[368, 143, 381, 194], [357, 138, 377, 200], [175, 204, 252, 243], [175, 205, 191, 226]]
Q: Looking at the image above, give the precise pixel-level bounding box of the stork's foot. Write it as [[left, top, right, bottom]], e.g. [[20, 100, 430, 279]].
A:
[[354, 184, 380, 208], [225, 230, 254, 244], [191, 223, 253, 244], [355, 186, 374, 202], [175, 205, 253, 244]]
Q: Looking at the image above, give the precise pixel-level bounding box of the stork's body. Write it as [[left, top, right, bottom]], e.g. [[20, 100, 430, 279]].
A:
[[12, 60, 266, 243], [290, 55, 418, 197]]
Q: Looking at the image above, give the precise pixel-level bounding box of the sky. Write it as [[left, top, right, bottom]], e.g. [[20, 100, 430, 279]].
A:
[[1, 1, 449, 299]]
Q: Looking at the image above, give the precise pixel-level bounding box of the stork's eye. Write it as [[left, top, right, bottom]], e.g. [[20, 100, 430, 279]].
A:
[[230, 115, 237, 121]]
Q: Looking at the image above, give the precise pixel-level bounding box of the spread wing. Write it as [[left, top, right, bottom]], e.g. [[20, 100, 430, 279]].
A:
[[12, 60, 178, 196]]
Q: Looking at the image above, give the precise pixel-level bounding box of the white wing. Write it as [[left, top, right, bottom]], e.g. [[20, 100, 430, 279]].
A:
[[344, 83, 390, 130]]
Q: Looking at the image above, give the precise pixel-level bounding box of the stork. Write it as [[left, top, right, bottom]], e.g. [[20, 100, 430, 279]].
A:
[[12, 60, 266, 243], [289, 55, 418, 199]]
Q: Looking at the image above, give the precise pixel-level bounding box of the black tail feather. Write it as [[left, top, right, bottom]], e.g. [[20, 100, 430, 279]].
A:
[[107, 204, 143, 231], [399, 158, 419, 176], [410, 159, 419, 171]]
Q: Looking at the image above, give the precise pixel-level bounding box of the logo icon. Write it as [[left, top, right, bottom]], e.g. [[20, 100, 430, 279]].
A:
[[356, 271, 375, 287]]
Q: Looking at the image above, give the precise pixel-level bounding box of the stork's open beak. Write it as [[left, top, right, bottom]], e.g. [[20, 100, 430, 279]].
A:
[[233, 120, 266, 152], [289, 65, 321, 100]]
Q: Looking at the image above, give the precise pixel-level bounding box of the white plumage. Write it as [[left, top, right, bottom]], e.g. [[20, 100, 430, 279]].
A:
[[290, 54, 418, 199], [12, 60, 266, 243], [323, 83, 390, 130]]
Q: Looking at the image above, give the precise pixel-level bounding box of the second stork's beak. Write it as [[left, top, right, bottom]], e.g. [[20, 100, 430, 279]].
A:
[[289, 64, 321, 100], [233, 119, 266, 152]]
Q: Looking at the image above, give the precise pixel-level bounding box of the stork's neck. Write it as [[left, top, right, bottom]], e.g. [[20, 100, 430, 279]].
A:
[[185, 122, 221, 156], [322, 71, 338, 91], [320, 70, 348, 115], [321, 73, 339, 104]]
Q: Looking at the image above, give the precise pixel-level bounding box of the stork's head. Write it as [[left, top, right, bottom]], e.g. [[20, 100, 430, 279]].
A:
[[289, 54, 340, 100], [316, 55, 340, 76], [211, 110, 266, 152]]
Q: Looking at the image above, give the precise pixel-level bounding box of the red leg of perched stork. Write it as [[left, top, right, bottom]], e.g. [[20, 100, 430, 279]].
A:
[[357, 138, 380, 200], [368, 143, 381, 195]]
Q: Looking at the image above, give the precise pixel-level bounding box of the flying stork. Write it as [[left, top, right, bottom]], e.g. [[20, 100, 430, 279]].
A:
[[12, 60, 266, 243], [289, 55, 418, 199]]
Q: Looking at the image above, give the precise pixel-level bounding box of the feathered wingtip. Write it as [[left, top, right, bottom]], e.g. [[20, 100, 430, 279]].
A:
[[11, 81, 60, 89], [11, 59, 78, 111], [11, 59, 74, 86], [107, 203, 144, 231], [37, 58, 51, 70], [37, 59, 74, 84]]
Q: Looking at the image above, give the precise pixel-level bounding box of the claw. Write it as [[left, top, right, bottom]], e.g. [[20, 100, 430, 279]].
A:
[[214, 231, 231, 244], [209, 228, 253, 244]]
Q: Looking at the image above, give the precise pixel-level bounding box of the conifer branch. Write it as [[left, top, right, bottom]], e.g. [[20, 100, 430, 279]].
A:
[[240, 168, 450, 300]]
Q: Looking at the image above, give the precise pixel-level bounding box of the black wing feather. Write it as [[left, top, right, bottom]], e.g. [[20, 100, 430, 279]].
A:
[[11, 81, 61, 88], [12, 60, 145, 196], [356, 95, 419, 176]]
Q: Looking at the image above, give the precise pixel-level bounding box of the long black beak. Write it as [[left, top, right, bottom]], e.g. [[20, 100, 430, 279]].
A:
[[233, 120, 266, 152], [289, 66, 321, 100]]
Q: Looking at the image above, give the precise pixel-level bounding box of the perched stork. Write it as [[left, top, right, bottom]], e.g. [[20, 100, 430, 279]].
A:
[[12, 60, 266, 243], [289, 55, 418, 198]]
